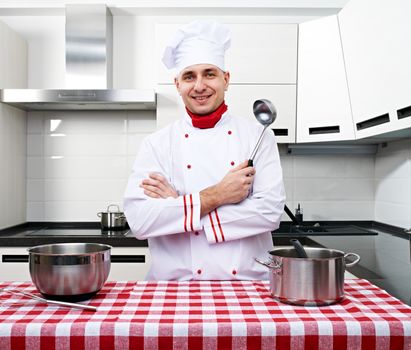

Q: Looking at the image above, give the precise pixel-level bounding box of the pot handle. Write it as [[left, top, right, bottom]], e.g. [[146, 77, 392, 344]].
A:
[[97, 212, 102, 217], [254, 257, 281, 269], [344, 253, 361, 267], [107, 204, 121, 213]]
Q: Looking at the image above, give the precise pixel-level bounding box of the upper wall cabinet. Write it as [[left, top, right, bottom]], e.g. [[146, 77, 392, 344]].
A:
[[155, 84, 184, 129], [0, 20, 27, 88], [155, 22, 298, 143], [155, 23, 297, 84], [226, 85, 296, 143], [297, 15, 355, 143], [339, 0, 411, 139]]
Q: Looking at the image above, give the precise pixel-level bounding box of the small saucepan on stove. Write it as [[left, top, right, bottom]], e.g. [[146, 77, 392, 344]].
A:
[[97, 204, 127, 230], [255, 247, 360, 306]]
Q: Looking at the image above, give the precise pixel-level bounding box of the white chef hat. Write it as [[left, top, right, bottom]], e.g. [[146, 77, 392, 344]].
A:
[[162, 20, 231, 75]]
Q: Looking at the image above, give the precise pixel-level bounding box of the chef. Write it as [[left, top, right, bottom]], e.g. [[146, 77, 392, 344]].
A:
[[124, 20, 285, 281]]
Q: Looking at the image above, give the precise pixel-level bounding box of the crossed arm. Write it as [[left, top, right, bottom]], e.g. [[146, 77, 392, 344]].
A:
[[140, 160, 255, 217]]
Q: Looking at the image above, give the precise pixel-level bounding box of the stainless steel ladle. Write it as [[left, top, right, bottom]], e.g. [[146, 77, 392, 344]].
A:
[[248, 99, 277, 166], [247, 99, 299, 225]]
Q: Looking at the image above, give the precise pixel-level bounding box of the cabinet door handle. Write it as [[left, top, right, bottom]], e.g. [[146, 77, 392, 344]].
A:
[[111, 255, 146, 263], [397, 105, 411, 120], [273, 128, 288, 136], [356, 113, 390, 130], [2, 255, 29, 263], [309, 125, 340, 135]]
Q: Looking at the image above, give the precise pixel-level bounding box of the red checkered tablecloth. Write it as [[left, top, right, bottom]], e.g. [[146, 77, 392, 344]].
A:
[[0, 279, 410, 350]]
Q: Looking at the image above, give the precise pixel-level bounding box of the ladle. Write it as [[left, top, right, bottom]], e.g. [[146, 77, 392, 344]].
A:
[[248, 99, 277, 166], [248, 98, 303, 227]]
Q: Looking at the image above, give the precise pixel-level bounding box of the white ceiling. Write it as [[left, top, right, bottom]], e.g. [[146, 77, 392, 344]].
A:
[[0, 0, 351, 40], [0, 0, 351, 15]]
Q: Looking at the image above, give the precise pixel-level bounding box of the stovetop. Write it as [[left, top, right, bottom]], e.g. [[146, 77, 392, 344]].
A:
[[26, 228, 130, 237], [274, 222, 379, 236]]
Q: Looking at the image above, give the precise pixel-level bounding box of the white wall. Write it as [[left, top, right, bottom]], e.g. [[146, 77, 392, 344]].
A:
[[0, 19, 27, 229], [0, 105, 27, 229], [375, 139, 411, 229]]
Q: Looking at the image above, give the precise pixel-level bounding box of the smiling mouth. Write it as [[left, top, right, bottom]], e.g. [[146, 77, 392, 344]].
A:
[[192, 95, 212, 102]]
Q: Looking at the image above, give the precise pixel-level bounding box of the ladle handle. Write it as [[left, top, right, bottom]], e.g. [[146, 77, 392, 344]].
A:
[[248, 124, 269, 164], [248, 159, 253, 166], [290, 239, 308, 258]]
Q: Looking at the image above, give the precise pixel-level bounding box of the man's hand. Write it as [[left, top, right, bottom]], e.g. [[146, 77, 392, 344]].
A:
[[200, 160, 255, 216], [140, 173, 178, 199]]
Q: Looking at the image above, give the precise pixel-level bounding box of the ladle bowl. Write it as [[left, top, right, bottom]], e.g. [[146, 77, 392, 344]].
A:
[[253, 99, 277, 126], [248, 99, 277, 165]]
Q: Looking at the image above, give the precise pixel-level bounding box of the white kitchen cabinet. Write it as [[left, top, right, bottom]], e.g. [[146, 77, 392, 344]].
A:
[[297, 15, 355, 143], [156, 84, 296, 143], [0, 247, 31, 281], [108, 247, 151, 281], [156, 84, 185, 129], [226, 85, 296, 143], [0, 246, 151, 282], [155, 23, 297, 84], [338, 0, 411, 139], [155, 22, 297, 141]]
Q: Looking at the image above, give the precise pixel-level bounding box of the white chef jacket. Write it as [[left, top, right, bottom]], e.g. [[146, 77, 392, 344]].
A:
[[123, 110, 285, 281]]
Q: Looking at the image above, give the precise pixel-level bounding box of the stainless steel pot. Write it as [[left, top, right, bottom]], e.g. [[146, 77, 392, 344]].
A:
[[255, 247, 360, 306], [97, 204, 127, 230], [28, 243, 111, 302]]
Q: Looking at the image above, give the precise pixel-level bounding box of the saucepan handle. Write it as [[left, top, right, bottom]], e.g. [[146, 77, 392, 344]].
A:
[[107, 204, 120, 213], [254, 257, 281, 270], [344, 253, 361, 267]]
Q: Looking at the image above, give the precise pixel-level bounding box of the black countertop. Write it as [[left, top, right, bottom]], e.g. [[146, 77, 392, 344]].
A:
[[0, 220, 408, 247], [0, 222, 147, 247]]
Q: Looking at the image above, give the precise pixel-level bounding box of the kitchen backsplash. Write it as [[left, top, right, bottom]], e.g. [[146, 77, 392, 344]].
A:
[[25, 111, 381, 224], [26, 110, 155, 222], [279, 148, 375, 222], [374, 139, 411, 229]]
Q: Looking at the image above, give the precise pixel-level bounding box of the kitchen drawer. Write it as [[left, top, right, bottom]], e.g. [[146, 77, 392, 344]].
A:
[[108, 247, 151, 281], [0, 247, 31, 281]]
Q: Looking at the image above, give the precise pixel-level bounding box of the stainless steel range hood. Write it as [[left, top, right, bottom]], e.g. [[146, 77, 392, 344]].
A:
[[1, 89, 156, 111], [0, 4, 156, 111]]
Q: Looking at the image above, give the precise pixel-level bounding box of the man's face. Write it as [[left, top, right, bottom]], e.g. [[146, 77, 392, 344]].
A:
[[174, 64, 230, 115]]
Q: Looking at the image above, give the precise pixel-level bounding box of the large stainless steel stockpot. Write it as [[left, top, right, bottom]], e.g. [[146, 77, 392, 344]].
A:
[[255, 247, 360, 306], [28, 243, 111, 302], [97, 204, 127, 230]]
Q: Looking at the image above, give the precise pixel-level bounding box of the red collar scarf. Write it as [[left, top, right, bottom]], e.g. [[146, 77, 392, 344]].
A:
[[186, 102, 228, 129]]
